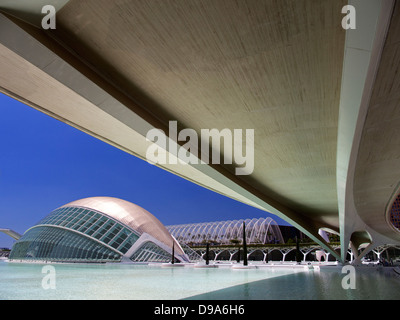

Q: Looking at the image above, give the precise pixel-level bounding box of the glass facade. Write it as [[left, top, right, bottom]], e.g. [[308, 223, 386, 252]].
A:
[[9, 205, 140, 262], [9, 226, 121, 262], [9, 202, 184, 263], [130, 242, 172, 262], [36, 206, 139, 254]]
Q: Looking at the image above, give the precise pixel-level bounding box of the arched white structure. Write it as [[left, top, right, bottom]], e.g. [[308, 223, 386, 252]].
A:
[[167, 217, 284, 245]]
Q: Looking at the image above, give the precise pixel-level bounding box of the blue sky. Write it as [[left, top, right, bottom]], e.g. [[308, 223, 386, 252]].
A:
[[0, 92, 290, 248]]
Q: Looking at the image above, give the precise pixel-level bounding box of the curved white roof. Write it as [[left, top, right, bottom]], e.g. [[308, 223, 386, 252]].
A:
[[61, 196, 184, 256], [167, 217, 284, 244]]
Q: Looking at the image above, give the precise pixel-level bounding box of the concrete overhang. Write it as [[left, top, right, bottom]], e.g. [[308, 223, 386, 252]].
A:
[[0, 228, 22, 241], [0, 0, 399, 262], [0, 0, 69, 27]]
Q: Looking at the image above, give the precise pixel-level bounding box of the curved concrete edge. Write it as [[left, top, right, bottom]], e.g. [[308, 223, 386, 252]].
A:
[[0, 228, 22, 240], [336, 0, 398, 262]]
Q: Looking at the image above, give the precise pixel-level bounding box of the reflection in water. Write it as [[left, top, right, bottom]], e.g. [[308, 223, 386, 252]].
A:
[[187, 267, 400, 300], [1, 261, 400, 300]]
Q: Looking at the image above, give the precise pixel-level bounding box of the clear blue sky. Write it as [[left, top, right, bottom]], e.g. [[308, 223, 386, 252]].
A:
[[0, 92, 290, 248]]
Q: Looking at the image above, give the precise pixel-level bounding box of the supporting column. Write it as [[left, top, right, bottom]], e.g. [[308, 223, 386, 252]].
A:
[[350, 241, 361, 265], [347, 249, 354, 263], [373, 248, 382, 261], [355, 242, 376, 263], [229, 250, 235, 261], [281, 250, 287, 262], [336, 0, 396, 264], [263, 250, 268, 263]]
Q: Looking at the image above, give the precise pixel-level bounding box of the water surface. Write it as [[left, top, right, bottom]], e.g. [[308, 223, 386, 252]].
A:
[[1, 261, 399, 300]]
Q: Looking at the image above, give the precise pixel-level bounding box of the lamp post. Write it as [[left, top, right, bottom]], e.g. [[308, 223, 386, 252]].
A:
[[295, 237, 301, 264], [243, 221, 248, 266], [206, 242, 210, 265], [171, 241, 175, 264]]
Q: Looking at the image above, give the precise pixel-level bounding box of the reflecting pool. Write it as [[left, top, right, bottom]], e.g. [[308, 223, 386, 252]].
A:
[[1, 261, 400, 300]]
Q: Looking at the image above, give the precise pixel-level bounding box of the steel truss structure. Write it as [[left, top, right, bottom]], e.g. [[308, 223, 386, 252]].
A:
[[167, 217, 284, 245]]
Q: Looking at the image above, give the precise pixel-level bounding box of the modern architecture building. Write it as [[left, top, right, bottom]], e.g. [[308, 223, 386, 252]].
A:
[[167, 217, 284, 246], [1, 0, 400, 264], [8, 197, 189, 263]]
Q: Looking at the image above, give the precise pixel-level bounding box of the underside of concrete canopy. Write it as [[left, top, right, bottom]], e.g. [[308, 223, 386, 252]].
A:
[[1, 0, 400, 263]]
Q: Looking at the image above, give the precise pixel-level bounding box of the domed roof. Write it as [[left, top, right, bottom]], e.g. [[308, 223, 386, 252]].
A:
[[61, 196, 184, 256]]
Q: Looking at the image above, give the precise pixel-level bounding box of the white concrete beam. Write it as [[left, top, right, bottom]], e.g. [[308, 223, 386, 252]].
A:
[[337, 0, 397, 262], [0, 228, 22, 240]]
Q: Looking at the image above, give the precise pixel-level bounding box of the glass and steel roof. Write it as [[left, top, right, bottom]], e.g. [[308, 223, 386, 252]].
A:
[[167, 217, 284, 245], [36, 205, 139, 254], [59, 197, 184, 256]]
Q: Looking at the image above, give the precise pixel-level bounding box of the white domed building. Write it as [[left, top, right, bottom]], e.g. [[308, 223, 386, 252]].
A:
[[9, 197, 189, 263]]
